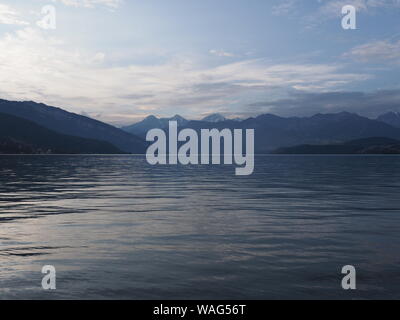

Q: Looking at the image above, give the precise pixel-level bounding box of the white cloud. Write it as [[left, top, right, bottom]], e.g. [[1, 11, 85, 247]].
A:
[[345, 39, 400, 63], [318, 0, 400, 17], [51, 0, 122, 8], [209, 49, 235, 58], [0, 27, 371, 125], [0, 4, 29, 25], [298, 0, 400, 28], [273, 0, 400, 28], [272, 0, 298, 16]]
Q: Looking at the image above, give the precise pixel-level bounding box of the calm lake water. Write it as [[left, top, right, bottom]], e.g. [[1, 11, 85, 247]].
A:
[[0, 155, 399, 299]]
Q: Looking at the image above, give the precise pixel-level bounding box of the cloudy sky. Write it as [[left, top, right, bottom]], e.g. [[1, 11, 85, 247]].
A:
[[0, 0, 400, 125]]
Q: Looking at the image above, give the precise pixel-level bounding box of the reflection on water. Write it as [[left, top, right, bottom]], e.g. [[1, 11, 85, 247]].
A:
[[0, 155, 400, 299]]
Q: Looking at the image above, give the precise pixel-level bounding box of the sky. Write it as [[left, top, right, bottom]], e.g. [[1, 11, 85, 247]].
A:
[[0, 0, 400, 126]]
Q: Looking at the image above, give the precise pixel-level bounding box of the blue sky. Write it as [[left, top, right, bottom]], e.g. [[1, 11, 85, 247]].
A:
[[0, 0, 400, 125]]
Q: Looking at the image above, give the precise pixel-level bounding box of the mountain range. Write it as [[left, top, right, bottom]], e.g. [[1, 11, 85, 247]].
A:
[[121, 114, 189, 138], [0, 99, 146, 154], [201, 113, 228, 123], [1, 98, 400, 154], [376, 112, 400, 128], [122, 111, 400, 153], [121, 113, 229, 137], [0, 112, 121, 154]]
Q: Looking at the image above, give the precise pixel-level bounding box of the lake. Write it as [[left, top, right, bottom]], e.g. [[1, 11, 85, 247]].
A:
[[0, 155, 399, 299]]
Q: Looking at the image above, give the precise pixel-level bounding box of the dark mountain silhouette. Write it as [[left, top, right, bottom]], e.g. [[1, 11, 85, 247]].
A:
[[0, 112, 122, 154], [377, 112, 400, 128], [0, 99, 146, 153], [122, 111, 400, 153], [3, 97, 400, 154], [273, 137, 400, 154], [177, 112, 400, 152], [122, 114, 188, 137], [245, 112, 400, 152]]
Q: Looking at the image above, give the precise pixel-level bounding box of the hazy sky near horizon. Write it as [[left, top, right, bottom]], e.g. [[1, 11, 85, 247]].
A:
[[0, 0, 400, 125]]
